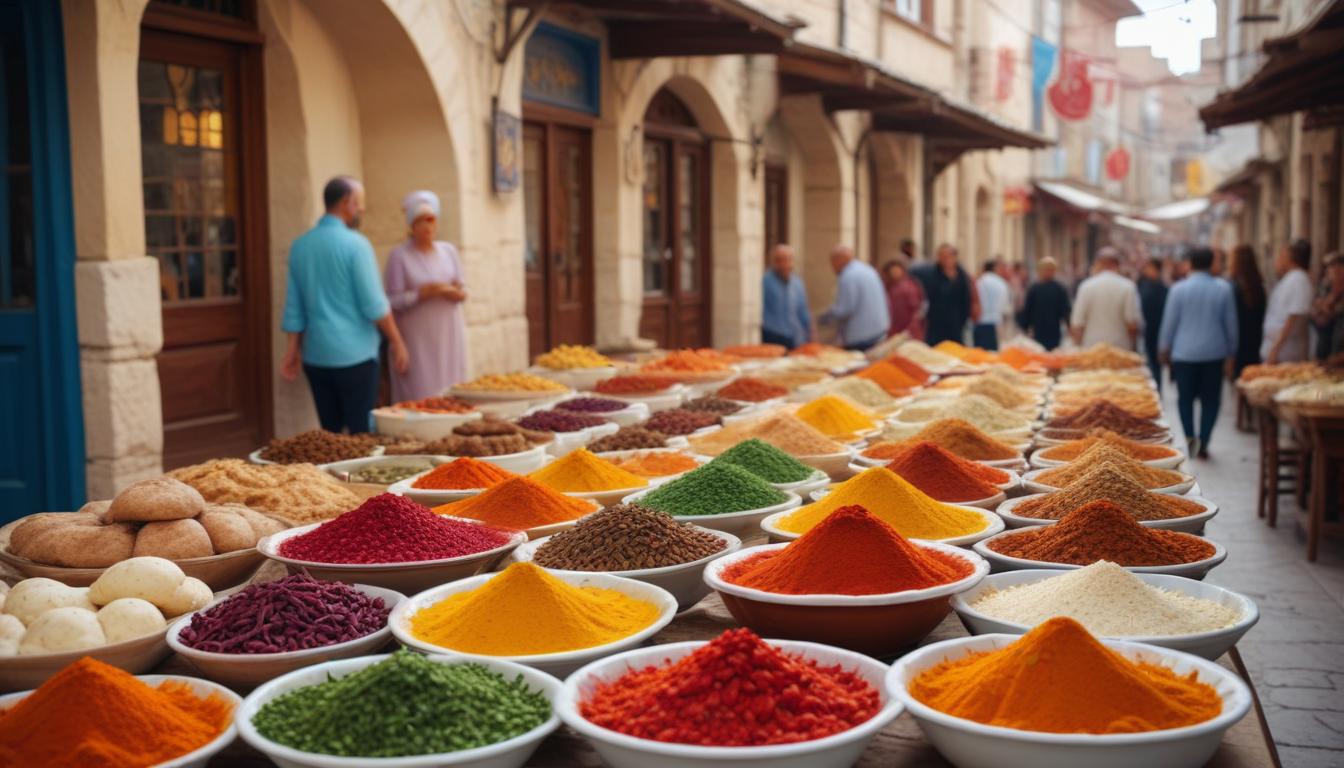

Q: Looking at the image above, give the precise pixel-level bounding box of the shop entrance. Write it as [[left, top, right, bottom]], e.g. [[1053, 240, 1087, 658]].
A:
[[639, 88, 711, 349]]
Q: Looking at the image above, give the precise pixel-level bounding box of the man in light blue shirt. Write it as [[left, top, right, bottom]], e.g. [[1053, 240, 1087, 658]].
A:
[[281, 176, 410, 433], [973, 259, 1011, 350], [761, 244, 813, 349], [819, 245, 890, 350], [1158, 247, 1237, 459]]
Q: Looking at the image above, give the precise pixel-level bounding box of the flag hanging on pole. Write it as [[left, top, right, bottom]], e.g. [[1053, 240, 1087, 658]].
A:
[[1030, 35, 1057, 128]]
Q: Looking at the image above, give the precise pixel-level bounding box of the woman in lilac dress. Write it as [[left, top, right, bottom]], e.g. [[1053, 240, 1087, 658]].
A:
[[383, 191, 468, 402]]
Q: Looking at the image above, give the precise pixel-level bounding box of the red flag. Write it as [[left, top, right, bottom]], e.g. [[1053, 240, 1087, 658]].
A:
[[1048, 50, 1093, 121]]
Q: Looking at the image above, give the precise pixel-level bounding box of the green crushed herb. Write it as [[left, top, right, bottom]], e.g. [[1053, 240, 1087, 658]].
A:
[[638, 462, 789, 516], [710, 438, 817, 483], [251, 649, 550, 757]]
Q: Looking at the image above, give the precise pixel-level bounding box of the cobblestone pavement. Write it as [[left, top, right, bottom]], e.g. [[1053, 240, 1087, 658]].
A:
[[1164, 382, 1344, 767]]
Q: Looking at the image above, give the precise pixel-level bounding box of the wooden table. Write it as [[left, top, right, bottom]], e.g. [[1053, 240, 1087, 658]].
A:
[[1276, 403, 1344, 561]]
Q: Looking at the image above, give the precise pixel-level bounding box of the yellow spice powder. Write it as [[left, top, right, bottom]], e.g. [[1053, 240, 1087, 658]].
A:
[[778, 467, 988, 539], [528, 448, 649, 492], [408, 562, 660, 655], [794, 395, 877, 439]]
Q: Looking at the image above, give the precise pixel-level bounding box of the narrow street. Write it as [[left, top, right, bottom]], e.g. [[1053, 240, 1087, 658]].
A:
[[1175, 383, 1344, 766]]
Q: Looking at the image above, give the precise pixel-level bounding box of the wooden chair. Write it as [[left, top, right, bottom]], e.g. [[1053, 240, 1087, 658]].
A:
[[1256, 406, 1302, 527]]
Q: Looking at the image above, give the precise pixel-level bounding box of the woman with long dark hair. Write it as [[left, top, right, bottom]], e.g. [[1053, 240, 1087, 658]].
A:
[[1228, 244, 1267, 377]]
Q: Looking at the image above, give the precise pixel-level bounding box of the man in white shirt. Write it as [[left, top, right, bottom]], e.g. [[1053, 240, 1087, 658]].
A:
[[1071, 247, 1141, 349], [973, 259, 1011, 350], [1262, 239, 1314, 363]]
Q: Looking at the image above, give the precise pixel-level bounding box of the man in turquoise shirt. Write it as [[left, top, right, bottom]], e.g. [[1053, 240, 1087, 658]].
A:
[[281, 176, 409, 433]]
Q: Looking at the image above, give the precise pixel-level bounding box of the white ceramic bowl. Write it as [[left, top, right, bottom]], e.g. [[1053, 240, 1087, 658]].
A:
[[557, 639, 904, 768], [323, 455, 445, 487], [597, 385, 686, 413], [371, 408, 482, 440], [592, 448, 708, 482], [1021, 467, 1196, 496], [543, 421, 621, 457], [386, 468, 509, 507], [257, 521, 527, 593], [760, 503, 1005, 547], [0, 674, 241, 766], [511, 528, 741, 612], [794, 448, 857, 479], [838, 462, 1013, 510], [1029, 446, 1184, 470], [166, 584, 405, 687], [556, 400, 649, 428], [249, 447, 384, 468], [767, 468, 830, 495], [996, 494, 1219, 534], [474, 444, 549, 474], [951, 570, 1259, 660], [236, 654, 562, 768], [529, 364, 618, 392], [450, 386, 574, 404], [560, 481, 655, 509], [0, 621, 176, 693], [971, 530, 1228, 580], [390, 571, 678, 677], [887, 634, 1252, 768], [622, 488, 804, 538]]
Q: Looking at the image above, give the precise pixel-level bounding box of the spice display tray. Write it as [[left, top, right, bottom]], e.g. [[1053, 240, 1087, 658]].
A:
[[886, 634, 1252, 768], [1029, 447, 1184, 470], [370, 407, 482, 440], [247, 446, 386, 468], [390, 571, 677, 678], [971, 530, 1228, 580], [166, 584, 405, 687], [761, 503, 1005, 548], [1020, 467, 1196, 497], [951, 570, 1259, 661], [556, 639, 904, 768], [0, 620, 176, 693], [257, 521, 528, 594], [704, 542, 989, 656], [236, 654, 562, 768], [512, 527, 742, 612], [621, 489, 803, 539], [0, 674, 242, 766], [995, 494, 1218, 535]]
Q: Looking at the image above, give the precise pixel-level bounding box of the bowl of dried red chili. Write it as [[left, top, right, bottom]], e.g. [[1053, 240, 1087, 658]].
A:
[[557, 630, 903, 768]]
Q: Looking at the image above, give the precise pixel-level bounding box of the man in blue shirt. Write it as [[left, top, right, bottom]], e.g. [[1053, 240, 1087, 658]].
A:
[[819, 245, 890, 351], [1158, 247, 1237, 459], [281, 176, 410, 433], [760, 244, 813, 349]]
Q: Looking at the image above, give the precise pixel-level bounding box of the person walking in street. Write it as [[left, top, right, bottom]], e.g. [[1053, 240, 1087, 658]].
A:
[[383, 190, 468, 402], [1071, 246, 1140, 349], [973, 259, 1010, 350], [1158, 248, 1237, 459], [760, 244, 814, 349], [1228, 244, 1266, 378], [922, 244, 979, 345], [281, 176, 410, 433], [882, 256, 925, 339], [819, 245, 889, 351], [1310, 252, 1344, 359], [1262, 239, 1313, 364], [1136, 257, 1168, 390], [1019, 257, 1071, 350]]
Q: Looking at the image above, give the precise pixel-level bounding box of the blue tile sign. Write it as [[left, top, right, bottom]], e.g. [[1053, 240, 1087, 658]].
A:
[[523, 22, 600, 115]]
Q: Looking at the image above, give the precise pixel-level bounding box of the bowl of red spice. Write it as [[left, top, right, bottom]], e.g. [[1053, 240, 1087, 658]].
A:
[[556, 629, 903, 768], [885, 621, 1253, 768], [257, 494, 527, 593], [997, 492, 1218, 534], [706, 506, 990, 656]]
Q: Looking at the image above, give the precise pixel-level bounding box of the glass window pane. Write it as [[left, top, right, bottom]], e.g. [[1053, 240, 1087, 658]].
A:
[[642, 143, 666, 295], [145, 215, 176, 249], [678, 152, 699, 294], [158, 254, 183, 302]]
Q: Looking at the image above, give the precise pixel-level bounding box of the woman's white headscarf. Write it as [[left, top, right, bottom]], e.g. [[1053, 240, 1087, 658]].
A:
[[403, 190, 440, 227]]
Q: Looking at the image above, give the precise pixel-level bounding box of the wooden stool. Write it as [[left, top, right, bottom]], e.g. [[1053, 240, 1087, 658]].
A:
[[1236, 390, 1254, 432], [1297, 411, 1344, 562], [1256, 406, 1301, 527]]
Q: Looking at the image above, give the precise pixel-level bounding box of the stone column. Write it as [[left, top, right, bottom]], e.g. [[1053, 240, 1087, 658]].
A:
[[63, 0, 164, 498]]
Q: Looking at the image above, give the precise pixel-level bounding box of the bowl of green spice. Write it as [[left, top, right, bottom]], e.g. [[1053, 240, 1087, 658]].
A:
[[622, 462, 803, 537], [237, 649, 560, 767], [706, 438, 831, 495]]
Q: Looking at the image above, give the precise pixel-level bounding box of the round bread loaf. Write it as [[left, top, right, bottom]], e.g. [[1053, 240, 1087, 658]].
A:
[[231, 506, 288, 539], [107, 477, 205, 523], [14, 521, 137, 567], [197, 507, 256, 553], [131, 519, 214, 559], [8, 512, 101, 554]]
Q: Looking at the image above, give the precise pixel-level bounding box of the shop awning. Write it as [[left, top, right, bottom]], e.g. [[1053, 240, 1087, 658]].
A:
[[1114, 215, 1161, 235], [1213, 158, 1277, 196], [509, 0, 806, 58], [1141, 197, 1210, 221], [1033, 180, 1130, 215], [1199, 0, 1344, 130]]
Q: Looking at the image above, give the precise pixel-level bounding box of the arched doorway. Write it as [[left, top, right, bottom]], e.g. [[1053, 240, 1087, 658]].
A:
[[639, 88, 711, 349]]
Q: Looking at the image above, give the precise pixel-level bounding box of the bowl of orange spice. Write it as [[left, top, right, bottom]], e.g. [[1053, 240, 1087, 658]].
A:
[[389, 456, 519, 506]]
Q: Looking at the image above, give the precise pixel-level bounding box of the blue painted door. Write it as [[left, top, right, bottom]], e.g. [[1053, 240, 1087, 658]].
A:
[[0, 0, 85, 520]]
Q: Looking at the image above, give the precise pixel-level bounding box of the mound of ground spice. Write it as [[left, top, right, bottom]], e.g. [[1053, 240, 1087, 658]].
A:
[[855, 360, 922, 395], [778, 467, 989, 539], [644, 408, 720, 436], [533, 503, 725, 570], [883, 441, 1008, 502], [642, 349, 729, 373], [595, 375, 675, 395], [681, 395, 746, 416], [716, 377, 788, 402], [412, 457, 517, 490], [882, 353, 932, 383], [1038, 429, 1178, 462], [639, 462, 788, 516], [1034, 444, 1185, 490], [589, 426, 669, 452], [1045, 400, 1159, 432], [608, 451, 700, 478], [908, 617, 1221, 734], [579, 627, 881, 746], [528, 448, 649, 493], [826, 378, 899, 412], [439, 477, 595, 529], [795, 395, 877, 439], [709, 438, 816, 483], [958, 377, 1036, 409], [869, 418, 1019, 461], [1015, 465, 1206, 521], [689, 414, 843, 456], [896, 395, 1032, 433], [280, 494, 513, 564], [986, 500, 1215, 566], [724, 505, 971, 595]]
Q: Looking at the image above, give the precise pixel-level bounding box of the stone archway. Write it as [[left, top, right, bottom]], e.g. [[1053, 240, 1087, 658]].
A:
[[869, 133, 916, 264]]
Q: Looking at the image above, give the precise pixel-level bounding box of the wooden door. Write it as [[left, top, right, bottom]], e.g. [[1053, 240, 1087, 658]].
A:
[[763, 162, 788, 262], [523, 120, 594, 357], [140, 29, 269, 468], [639, 89, 711, 349]]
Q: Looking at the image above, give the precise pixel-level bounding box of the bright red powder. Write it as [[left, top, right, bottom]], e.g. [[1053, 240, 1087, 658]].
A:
[[580, 628, 881, 746], [278, 493, 513, 564]]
